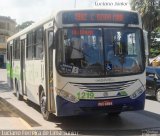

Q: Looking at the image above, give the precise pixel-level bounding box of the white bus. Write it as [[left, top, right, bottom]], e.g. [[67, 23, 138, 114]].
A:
[[7, 9, 146, 120]]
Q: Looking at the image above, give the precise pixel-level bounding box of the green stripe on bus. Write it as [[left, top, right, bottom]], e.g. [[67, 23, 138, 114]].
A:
[[6, 62, 20, 80]]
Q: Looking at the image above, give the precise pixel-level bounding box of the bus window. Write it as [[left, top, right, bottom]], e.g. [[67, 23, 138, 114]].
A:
[[26, 32, 33, 59], [57, 28, 104, 76], [33, 28, 43, 59], [48, 31, 54, 47], [104, 28, 143, 75], [13, 39, 20, 60]]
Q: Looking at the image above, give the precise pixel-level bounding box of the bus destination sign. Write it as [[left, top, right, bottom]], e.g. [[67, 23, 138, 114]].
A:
[[62, 10, 139, 25]]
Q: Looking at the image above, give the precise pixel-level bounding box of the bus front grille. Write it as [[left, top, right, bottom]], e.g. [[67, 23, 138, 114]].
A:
[[70, 80, 136, 92]]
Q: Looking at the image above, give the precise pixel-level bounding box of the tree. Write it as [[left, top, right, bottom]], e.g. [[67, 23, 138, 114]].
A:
[[130, 0, 160, 57], [16, 21, 34, 32]]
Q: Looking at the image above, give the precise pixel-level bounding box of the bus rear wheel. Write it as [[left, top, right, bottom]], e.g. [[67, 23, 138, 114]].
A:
[[40, 91, 52, 121], [16, 82, 22, 100]]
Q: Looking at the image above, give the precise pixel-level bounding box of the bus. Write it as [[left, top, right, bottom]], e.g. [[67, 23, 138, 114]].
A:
[[7, 9, 146, 120]]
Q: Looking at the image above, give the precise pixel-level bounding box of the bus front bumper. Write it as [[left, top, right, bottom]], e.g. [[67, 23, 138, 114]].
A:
[[56, 92, 145, 116]]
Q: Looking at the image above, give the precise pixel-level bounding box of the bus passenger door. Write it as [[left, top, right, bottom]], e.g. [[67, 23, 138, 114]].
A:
[[8, 43, 13, 89], [44, 25, 55, 113], [20, 38, 27, 96]]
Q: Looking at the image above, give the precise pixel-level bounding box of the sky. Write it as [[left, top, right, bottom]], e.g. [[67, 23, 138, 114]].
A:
[[0, 0, 131, 25]]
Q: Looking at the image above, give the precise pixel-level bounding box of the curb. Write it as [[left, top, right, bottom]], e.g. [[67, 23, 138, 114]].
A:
[[0, 97, 41, 127]]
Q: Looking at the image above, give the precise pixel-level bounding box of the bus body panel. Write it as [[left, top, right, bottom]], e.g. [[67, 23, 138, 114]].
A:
[[53, 71, 145, 116], [25, 59, 45, 104], [12, 60, 21, 93], [56, 92, 145, 116]]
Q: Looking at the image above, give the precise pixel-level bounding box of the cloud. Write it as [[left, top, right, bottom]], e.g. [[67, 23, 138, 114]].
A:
[[9, 0, 44, 8], [1, 0, 131, 24], [0, 0, 55, 24]]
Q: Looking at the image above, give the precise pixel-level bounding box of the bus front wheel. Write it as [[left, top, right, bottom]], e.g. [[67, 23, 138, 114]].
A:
[[40, 91, 52, 121]]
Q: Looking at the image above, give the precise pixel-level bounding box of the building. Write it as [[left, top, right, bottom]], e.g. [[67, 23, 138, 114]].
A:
[[0, 16, 16, 68]]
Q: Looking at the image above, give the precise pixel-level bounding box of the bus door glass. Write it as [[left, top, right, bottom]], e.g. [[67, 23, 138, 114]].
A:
[[20, 39, 26, 95], [10, 44, 13, 88], [45, 28, 55, 112], [48, 31, 54, 84]]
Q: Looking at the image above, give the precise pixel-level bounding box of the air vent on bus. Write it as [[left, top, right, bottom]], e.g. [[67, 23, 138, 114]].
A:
[[70, 80, 137, 92]]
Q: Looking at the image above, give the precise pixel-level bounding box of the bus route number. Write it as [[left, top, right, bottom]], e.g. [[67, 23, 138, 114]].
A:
[[77, 92, 95, 99]]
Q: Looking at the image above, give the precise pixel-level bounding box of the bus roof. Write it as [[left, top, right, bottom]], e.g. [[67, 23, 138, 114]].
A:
[[7, 9, 139, 42], [7, 11, 57, 42]]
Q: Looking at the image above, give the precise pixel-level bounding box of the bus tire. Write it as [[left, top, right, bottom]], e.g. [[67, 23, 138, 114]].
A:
[[40, 91, 52, 121], [156, 88, 160, 102], [108, 112, 121, 116], [16, 82, 23, 100]]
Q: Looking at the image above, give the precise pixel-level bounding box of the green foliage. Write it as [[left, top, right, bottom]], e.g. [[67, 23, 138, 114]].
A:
[[150, 27, 160, 57], [16, 21, 34, 31], [131, 0, 160, 31], [150, 47, 160, 58], [155, 27, 160, 32], [130, 0, 160, 58]]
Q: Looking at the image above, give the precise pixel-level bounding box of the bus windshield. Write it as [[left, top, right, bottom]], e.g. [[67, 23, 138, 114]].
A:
[[57, 27, 144, 77]]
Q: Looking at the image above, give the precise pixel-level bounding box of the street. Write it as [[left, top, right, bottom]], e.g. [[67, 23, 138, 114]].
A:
[[0, 69, 160, 136]]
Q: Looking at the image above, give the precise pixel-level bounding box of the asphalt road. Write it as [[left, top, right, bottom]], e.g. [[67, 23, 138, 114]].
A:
[[0, 69, 160, 136]]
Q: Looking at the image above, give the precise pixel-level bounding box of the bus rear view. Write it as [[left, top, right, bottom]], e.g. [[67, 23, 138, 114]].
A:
[[55, 9, 145, 117]]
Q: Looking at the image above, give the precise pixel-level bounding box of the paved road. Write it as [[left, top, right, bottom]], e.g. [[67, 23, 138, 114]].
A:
[[0, 96, 41, 128], [0, 97, 33, 129], [0, 69, 160, 136], [0, 69, 40, 130]]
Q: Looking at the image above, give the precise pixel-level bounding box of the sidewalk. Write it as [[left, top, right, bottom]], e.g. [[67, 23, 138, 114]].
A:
[[0, 69, 41, 129], [0, 69, 59, 130], [0, 69, 10, 93]]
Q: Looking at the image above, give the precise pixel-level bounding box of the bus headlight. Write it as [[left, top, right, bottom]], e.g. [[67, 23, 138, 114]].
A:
[[130, 86, 144, 99], [56, 89, 79, 103]]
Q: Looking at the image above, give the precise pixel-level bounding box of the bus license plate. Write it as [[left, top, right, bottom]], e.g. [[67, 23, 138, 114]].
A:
[[98, 100, 113, 107]]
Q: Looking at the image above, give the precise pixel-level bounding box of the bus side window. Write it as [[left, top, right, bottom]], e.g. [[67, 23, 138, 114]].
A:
[[26, 32, 33, 59], [33, 27, 43, 59]]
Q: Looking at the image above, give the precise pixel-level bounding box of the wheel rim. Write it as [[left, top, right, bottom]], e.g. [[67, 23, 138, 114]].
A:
[[40, 95, 47, 115], [156, 91, 160, 102]]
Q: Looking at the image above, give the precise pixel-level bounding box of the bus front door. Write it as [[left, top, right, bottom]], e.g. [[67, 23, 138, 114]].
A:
[[45, 28, 55, 113]]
